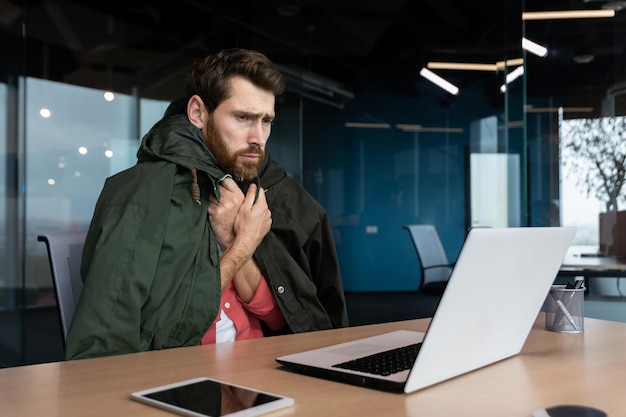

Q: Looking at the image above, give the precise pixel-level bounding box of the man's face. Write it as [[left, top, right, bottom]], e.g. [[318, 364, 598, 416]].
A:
[[203, 76, 275, 181]]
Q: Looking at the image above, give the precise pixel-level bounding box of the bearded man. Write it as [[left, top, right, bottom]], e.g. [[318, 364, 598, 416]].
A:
[[65, 49, 348, 360]]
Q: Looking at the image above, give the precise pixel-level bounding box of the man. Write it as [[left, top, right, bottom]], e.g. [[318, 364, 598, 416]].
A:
[[65, 48, 348, 360]]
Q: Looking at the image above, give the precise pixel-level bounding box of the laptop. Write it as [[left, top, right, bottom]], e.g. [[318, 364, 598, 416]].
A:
[[276, 226, 576, 393]]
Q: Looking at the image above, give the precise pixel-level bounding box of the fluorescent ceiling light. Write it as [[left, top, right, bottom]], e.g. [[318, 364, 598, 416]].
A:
[[522, 37, 548, 57], [522, 10, 615, 20], [428, 58, 524, 73], [496, 58, 524, 70], [500, 65, 525, 93], [396, 124, 463, 133], [419, 68, 460, 95], [427, 62, 497, 71], [505, 66, 525, 84], [275, 64, 354, 109], [524, 105, 594, 113], [344, 122, 391, 129], [396, 124, 421, 131], [498, 120, 524, 129]]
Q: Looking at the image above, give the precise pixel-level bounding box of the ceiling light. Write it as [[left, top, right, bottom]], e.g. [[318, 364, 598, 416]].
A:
[[500, 66, 525, 93], [344, 122, 391, 129], [522, 37, 548, 57], [496, 58, 525, 70], [573, 54, 595, 64], [506, 66, 524, 84], [427, 62, 497, 71], [419, 68, 460, 95], [103, 91, 115, 101], [525, 105, 594, 113], [427, 58, 524, 73], [396, 124, 463, 133], [522, 10, 615, 20], [276, 64, 354, 109], [502, 120, 524, 129]]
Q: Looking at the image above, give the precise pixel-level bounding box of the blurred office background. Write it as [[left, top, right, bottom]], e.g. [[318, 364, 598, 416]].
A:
[[2, 0, 626, 366]]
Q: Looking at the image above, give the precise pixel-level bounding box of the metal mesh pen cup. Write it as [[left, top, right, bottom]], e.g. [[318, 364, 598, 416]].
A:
[[545, 284, 584, 333]]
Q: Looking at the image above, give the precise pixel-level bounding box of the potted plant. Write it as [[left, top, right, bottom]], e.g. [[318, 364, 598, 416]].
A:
[[560, 115, 626, 255]]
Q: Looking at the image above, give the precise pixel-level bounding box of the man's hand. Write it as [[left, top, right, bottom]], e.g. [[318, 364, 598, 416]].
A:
[[215, 181, 272, 289], [208, 177, 244, 249], [231, 182, 272, 254]]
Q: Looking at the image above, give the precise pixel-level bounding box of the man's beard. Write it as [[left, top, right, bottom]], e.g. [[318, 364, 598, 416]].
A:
[[205, 120, 264, 181]]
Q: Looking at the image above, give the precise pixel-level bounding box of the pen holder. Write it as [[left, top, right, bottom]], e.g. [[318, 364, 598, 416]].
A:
[[545, 284, 584, 333]]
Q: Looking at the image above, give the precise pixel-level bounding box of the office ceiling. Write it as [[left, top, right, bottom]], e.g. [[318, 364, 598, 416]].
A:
[[1, 0, 625, 110]]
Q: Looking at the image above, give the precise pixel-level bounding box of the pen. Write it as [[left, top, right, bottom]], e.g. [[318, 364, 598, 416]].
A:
[[550, 290, 580, 331], [562, 278, 584, 304]]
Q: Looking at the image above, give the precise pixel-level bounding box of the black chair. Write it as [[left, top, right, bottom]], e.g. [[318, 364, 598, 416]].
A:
[[403, 225, 454, 295], [38, 230, 87, 346]]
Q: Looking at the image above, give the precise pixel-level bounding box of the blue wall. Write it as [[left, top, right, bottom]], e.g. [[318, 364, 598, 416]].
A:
[[316, 85, 559, 292], [298, 82, 507, 291]]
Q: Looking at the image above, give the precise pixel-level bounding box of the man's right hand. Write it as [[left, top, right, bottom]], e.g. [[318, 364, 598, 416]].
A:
[[208, 177, 244, 249]]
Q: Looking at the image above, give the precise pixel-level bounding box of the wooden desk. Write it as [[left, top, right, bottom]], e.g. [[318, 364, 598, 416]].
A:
[[2, 316, 626, 417], [560, 245, 626, 278]]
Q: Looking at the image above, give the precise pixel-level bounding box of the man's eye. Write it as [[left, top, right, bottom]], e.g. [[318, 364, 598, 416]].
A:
[[262, 119, 273, 126]]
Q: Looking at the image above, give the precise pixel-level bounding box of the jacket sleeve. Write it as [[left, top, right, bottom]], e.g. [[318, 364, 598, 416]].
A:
[[65, 165, 173, 359]]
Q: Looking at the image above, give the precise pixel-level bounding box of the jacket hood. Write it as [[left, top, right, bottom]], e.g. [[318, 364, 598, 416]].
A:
[[136, 98, 226, 181], [257, 151, 287, 191]]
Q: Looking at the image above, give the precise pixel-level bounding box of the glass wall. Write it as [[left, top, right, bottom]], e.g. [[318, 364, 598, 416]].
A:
[[524, 1, 626, 297], [302, 75, 525, 291], [1, 9, 23, 366]]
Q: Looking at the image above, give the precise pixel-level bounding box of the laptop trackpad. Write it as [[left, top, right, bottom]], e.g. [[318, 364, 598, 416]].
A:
[[329, 344, 384, 357], [327, 330, 424, 358]]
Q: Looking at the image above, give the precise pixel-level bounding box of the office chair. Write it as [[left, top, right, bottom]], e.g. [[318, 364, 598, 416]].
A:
[[38, 229, 87, 346], [403, 224, 454, 295]]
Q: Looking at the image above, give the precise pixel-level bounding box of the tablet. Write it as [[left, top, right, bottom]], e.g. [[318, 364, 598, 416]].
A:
[[130, 377, 295, 417]]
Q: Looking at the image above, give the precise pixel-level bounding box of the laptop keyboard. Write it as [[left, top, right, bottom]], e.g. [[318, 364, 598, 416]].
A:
[[332, 343, 422, 376]]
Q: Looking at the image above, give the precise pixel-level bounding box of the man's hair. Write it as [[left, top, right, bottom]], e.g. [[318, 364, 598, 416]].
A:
[[186, 48, 286, 113]]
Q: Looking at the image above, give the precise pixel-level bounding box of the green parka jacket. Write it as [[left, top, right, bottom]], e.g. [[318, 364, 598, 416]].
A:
[[65, 102, 348, 360]]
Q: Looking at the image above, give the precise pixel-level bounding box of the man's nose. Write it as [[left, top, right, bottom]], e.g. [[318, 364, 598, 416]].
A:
[[249, 121, 269, 145]]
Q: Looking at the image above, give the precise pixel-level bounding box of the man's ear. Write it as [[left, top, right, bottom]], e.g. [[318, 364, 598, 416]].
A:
[[187, 95, 206, 129]]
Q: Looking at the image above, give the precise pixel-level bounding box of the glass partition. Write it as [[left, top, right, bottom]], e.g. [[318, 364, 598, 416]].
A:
[[25, 78, 141, 305], [524, 1, 626, 238], [1, 21, 23, 367], [303, 58, 526, 291], [524, 1, 626, 297]]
